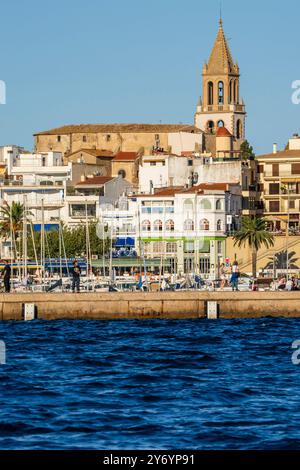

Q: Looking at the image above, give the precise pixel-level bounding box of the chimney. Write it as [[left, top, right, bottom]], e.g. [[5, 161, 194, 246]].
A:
[[273, 143, 278, 154]]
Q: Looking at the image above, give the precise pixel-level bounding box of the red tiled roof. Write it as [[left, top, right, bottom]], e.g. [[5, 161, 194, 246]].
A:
[[35, 123, 202, 136], [76, 176, 113, 186], [113, 152, 141, 162], [216, 127, 232, 137]]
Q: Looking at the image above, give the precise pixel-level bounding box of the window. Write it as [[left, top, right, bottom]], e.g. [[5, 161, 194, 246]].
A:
[[106, 135, 111, 142], [57, 136, 61, 143], [118, 169, 126, 179], [188, 160, 193, 167], [289, 200, 296, 209], [269, 201, 280, 212], [292, 164, 300, 175], [200, 219, 210, 231], [207, 82, 214, 105], [165, 220, 174, 232], [184, 219, 194, 231], [217, 241, 223, 255], [166, 242, 177, 254], [69, 204, 96, 218], [217, 120, 225, 128], [269, 183, 280, 195], [218, 81, 224, 105], [153, 242, 164, 254], [257, 165, 264, 174], [199, 257, 210, 274], [216, 199, 222, 210], [153, 220, 163, 232], [229, 80, 233, 103], [207, 120, 215, 134], [184, 241, 194, 253], [200, 199, 212, 210], [236, 120, 242, 139], [142, 220, 151, 232], [272, 164, 279, 177], [150, 162, 156, 166], [217, 220, 223, 231], [82, 135, 87, 143]]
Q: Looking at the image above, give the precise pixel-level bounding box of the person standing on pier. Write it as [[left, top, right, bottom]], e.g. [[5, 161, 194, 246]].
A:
[[72, 260, 81, 293], [3, 260, 11, 293], [230, 261, 239, 292]]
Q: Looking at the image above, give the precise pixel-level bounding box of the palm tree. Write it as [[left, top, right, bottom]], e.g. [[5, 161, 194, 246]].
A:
[[0, 201, 25, 236], [233, 216, 275, 278], [0, 202, 32, 258], [264, 250, 299, 271]]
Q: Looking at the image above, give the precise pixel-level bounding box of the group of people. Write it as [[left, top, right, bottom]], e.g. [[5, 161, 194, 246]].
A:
[[0, 260, 82, 294], [220, 261, 240, 291]]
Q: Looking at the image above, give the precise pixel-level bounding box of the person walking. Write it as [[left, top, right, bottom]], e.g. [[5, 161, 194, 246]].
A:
[[230, 261, 239, 292], [3, 260, 11, 293], [72, 260, 81, 293]]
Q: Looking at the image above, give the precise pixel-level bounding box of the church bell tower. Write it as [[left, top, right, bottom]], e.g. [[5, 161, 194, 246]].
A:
[[194, 19, 246, 149]]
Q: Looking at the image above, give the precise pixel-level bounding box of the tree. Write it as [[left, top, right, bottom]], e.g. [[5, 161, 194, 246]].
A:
[[0, 202, 33, 258], [27, 222, 111, 260], [264, 250, 299, 272], [240, 140, 255, 160], [233, 216, 274, 278]]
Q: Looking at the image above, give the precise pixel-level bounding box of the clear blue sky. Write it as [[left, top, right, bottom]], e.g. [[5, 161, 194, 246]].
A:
[[0, 0, 299, 154]]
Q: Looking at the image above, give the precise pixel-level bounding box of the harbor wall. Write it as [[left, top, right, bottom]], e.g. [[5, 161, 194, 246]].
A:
[[0, 291, 299, 320]]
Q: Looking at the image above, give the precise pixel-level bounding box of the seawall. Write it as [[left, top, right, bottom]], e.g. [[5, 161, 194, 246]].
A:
[[0, 291, 299, 320]]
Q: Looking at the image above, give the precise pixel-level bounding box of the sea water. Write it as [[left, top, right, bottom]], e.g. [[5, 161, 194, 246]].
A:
[[0, 318, 299, 450]]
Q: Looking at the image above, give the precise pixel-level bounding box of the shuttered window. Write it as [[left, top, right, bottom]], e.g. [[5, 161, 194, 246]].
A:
[[269, 201, 280, 212], [291, 163, 300, 175]]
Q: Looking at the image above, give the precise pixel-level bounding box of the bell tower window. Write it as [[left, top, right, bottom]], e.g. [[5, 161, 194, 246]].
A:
[[207, 82, 214, 106], [218, 81, 224, 104]]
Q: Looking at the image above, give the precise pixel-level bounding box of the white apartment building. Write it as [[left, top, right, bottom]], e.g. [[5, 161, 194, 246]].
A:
[[136, 183, 241, 276], [98, 183, 241, 276]]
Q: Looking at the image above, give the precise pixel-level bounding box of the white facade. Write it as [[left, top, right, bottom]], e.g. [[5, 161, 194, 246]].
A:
[[8, 151, 72, 185], [0, 145, 25, 167], [139, 155, 196, 193], [168, 131, 203, 155]]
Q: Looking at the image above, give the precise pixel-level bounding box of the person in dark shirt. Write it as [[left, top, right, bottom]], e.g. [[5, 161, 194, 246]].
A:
[[72, 260, 81, 293], [3, 260, 11, 293]]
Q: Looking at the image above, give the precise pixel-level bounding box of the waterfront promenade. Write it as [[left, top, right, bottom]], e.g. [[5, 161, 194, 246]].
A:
[[0, 291, 299, 320]]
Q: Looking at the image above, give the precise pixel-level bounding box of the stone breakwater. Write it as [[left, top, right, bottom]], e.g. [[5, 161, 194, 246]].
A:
[[0, 291, 298, 320]]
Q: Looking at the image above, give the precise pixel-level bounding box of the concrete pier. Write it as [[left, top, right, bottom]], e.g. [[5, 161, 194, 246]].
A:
[[0, 291, 299, 320]]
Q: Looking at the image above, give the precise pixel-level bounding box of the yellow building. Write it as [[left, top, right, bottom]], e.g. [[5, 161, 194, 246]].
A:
[[257, 135, 300, 234], [34, 124, 202, 157]]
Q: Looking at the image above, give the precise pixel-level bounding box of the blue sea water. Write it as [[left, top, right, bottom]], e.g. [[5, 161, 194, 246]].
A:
[[0, 318, 299, 450]]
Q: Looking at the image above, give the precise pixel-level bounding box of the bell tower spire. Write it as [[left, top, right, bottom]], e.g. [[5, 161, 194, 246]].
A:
[[195, 18, 246, 149]]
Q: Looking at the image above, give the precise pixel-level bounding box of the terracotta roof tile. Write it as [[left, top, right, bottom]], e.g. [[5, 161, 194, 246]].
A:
[[35, 123, 202, 136], [216, 126, 232, 137], [113, 152, 141, 162], [76, 176, 113, 186]]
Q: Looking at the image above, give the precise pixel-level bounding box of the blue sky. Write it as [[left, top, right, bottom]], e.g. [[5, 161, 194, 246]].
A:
[[0, 0, 299, 154]]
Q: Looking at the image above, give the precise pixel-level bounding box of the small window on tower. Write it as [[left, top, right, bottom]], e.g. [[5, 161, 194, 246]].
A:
[[218, 81, 224, 105], [82, 135, 87, 142], [57, 136, 61, 143], [106, 135, 111, 142]]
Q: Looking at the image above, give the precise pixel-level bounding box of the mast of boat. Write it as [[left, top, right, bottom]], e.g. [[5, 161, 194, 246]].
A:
[[22, 195, 28, 284], [58, 210, 63, 291], [41, 199, 45, 289], [9, 203, 13, 291], [85, 200, 92, 291]]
